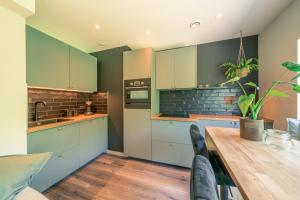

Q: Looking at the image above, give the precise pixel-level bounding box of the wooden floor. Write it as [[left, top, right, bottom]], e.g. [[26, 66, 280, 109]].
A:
[[44, 154, 190, 200]]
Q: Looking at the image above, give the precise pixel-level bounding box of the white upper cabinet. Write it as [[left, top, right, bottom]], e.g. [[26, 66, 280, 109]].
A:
[[123, 48, 153, 80], [156, 46, 197, 90]]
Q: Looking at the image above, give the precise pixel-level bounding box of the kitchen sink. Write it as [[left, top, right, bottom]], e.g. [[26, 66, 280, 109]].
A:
[[28, 118, 74, 128]]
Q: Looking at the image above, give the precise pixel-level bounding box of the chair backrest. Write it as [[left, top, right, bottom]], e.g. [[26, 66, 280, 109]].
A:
[[190, 124, 209, 158], [190, 155, 219, 200]]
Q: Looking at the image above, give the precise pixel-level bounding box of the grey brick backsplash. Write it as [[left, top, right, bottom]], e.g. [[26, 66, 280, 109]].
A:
[[28, 88, 108, 122], [160, 88, 242, 116]]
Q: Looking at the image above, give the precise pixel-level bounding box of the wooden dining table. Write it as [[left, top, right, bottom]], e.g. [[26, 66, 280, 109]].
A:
[[205, 127, 300, 200]]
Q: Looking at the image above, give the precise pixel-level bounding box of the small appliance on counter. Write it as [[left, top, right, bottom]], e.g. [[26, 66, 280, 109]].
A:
[[85, 100, 94, 115]]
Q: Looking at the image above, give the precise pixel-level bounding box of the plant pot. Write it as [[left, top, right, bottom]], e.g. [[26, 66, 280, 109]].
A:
[[237, 68, 250, 78], [240, 117, 264, 141]]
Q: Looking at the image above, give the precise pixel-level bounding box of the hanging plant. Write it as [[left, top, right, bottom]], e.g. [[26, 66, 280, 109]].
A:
[[220, 31, 259, 79]]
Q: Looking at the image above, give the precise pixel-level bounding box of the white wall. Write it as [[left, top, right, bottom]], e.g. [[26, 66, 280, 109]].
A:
[[259, 0, 300, 129], [0, 3, 33, 156], [298, 39, 300, 118]]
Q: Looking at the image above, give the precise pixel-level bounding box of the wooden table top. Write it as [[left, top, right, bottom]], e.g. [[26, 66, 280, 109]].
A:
[[205, 127, 300, 200]]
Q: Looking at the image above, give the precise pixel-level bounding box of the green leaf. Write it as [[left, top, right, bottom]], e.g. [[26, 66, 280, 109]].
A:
[[221, 76, 240, 85], [291, 73, 300, 81], [244, 82, 258, 89], [268, 89, 289, 97], [246, 58, 253, 65], [282, 61, 300, 72], [292, 84, 300, 93], [238, 94, 255, 117]]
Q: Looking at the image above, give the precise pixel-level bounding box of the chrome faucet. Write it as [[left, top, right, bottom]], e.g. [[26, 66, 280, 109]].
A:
[[33, 101, 46, 121]]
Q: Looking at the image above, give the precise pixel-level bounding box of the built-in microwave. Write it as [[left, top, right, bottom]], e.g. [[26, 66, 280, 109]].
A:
[[124, 78, 151, 109]]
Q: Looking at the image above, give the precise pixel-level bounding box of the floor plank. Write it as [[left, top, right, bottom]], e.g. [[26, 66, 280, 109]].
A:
[[44, 154, 190, 200]]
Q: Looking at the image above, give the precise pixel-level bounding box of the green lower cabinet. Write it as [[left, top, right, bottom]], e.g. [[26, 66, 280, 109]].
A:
[[151, 120, 195, 168], [31, 146, 80, 192], [152, 141, 194, 168], [79, 117, 108, 166], [28, 117, 108, 192]]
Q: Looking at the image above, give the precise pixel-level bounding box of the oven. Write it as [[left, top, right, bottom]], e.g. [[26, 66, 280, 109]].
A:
[[124, 78, 151, 109]]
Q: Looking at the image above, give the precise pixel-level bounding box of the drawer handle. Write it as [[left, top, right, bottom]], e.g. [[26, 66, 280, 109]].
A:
[[57, 154, 63, 158], [169, 144, 173, 147], [57, 127, 63, 131]]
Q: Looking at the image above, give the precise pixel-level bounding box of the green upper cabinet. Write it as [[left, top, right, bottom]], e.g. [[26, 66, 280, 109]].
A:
[[156, 49, 175, 90], [26, 26, 70, 89], [70, 47, 97, 91], [174, 46, 197, 89], [123, 48, 152, 80], [156, 46, 197, 90], [26, 26, 97, 91]]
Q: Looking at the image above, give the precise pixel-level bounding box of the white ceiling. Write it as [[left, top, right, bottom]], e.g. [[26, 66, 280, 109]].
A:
[[27, 0, 293, 53]]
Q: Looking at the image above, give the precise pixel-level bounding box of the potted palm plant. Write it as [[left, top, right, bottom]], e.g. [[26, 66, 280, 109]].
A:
[[222, 61, 300, 141]]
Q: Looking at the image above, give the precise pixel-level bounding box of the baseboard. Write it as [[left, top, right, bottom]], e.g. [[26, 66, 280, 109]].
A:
[[106, 150, 126, 157]]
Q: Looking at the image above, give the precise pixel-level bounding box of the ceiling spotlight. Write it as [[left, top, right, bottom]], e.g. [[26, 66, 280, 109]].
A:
[[190, 21, 201, 29], [216, 14, 223, 20], [146, 29, 151, 35], [95, 24, 100, 30]]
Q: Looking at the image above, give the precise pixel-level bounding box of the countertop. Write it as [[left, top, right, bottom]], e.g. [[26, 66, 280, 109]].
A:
[[27, 114, 108, 134], [205, 126, 300, 200], [151, 114, 241, 122]]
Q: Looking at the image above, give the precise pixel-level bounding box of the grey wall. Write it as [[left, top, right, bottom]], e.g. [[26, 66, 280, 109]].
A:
[[197, 35, 258, 86], [91, 46, 131, 152]]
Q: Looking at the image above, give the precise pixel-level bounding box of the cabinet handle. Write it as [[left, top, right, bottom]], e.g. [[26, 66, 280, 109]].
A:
[[169, 121, 173, 125], [57, 154, 63, 158], [169, 143, 173, 147], [57, 127, 63, 131]]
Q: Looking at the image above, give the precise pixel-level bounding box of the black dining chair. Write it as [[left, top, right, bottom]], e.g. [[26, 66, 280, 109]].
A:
[[190, 155, 219, 200], [190, 124, 234, 200]]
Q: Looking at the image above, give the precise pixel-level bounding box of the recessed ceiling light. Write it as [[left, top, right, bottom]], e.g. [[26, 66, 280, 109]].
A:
[[190, 21, 200, 29], [95, 24, 100, 30], [146, 29, 151, 35], [216, 14, 223, 20]]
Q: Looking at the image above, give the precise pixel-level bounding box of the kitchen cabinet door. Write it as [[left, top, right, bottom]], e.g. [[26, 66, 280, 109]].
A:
[[174, 46, 197, 89], [151, 120, 193, 145], [28, 128, 61, 156], [123, 48, 152, 80], [124, 109, 151, 160], [96, 117, 108, 153], [156, 50, 175, 89], [26, 26, 70, 89], [70, 47, 97, 91], [31, 146, 80, 192], [198, 120, 240, 137], [79, 117, 108, 166], [152, 141, 194, 168]]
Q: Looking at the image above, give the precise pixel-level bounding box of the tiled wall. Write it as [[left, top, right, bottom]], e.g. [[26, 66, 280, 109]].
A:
[[28, 88, 108, 122], [160, 88, 242, 115]]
